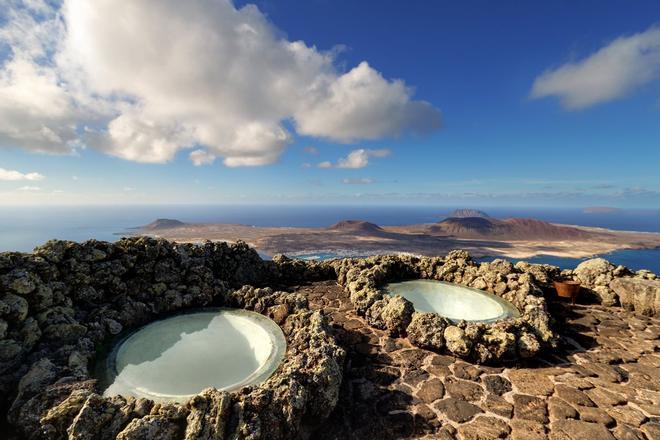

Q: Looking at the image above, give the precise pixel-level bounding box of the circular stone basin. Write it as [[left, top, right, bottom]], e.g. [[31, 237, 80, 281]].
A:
[[384, 280, 520, 323], [101, 309, 287, 402]]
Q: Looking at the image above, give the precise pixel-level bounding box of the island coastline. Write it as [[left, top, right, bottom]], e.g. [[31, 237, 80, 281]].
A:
[[132, 217, 660, 261]]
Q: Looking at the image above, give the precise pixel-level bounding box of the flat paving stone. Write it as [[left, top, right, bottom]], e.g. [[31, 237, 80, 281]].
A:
[[508, 369, 554, 396], [453, 363, 482, 381], [403, 368, 430, 387], [638, 403, 660, 416], [585, 387, 627, 407], [433, 426, 457, 440], [554, 384, 596, 407], [548, 396, 579, 421], [415, 403, 437, 422], [641, 422, 660, 440], [397, 349, 429, 369], [434, 398, 482, 423], [576, 405, 616, 427], [550, 419, 616, 440], [417, 378, 444, 404], [612, 424, 647, 440], [445, 376, 484, 401], [510, 418, 546, 440], [513, 394, 548, 423], [456, 416, 510, 439], [582, 362, 626, 383], [556, 373, 595, 390], [482, 375, 512, 395], [482, 394, 513, 418], [606, 405, 648, 427]]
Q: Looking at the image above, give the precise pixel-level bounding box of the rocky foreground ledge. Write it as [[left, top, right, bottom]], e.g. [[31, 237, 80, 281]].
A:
[[0, 238, 344, 439], [0, 237, 658, 439], [333, 251, 555, 363]]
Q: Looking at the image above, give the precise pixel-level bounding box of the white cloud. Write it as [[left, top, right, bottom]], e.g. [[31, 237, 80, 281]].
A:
[[0, 57, 81, 154], [0, 3, 82, 154], [342, 177, 374, 185], [364, 148, 391, 158], [337, 149, 370, 168], [320, 148, 391, 169], [295, 62, 441, 141], [0, 0, 440, 166], [0, 167, 44, 181], [18, 185, 41, 191], [531, 26, 660, 109], [189, 149, 217, 166]]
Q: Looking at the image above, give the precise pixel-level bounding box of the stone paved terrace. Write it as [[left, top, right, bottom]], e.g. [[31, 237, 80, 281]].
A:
[[301, 281, 660, 440]]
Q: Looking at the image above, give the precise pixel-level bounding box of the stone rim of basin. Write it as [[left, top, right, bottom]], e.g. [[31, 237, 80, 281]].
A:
[[383, 279, 520, 323], [99, 308, 287, 402]]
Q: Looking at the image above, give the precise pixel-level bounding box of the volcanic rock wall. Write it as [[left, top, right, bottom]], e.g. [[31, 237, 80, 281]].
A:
[[0, 237, 343, 439], [565, 258, 658, 315], [332, 251, 556, 363]]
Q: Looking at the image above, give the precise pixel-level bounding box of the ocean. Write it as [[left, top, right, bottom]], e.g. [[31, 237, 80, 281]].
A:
[[0, 205, 658, 273]]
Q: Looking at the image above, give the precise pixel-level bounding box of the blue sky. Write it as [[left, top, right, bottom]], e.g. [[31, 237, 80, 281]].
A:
[[0, 0, 659, 207]]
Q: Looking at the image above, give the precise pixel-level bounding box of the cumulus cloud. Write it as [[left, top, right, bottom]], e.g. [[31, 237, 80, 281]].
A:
[[337, 149, 371, 168], [319, 148, 390, 169], [295, 62, 441, 141], [18, 185, 41, 191], [531, 26, 660, 109], [0, 58, 81, 154], [0, 0, 441, 166], [0, 167, 44, 181], [189, 149, 217, 166]]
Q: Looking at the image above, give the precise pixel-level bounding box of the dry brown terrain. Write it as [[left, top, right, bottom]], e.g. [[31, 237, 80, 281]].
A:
[[134, 217, 660, 259]]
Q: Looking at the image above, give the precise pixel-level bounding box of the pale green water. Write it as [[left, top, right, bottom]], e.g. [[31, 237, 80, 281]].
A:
[[384, 280, 520, 323], [103, 309, 286, 402]]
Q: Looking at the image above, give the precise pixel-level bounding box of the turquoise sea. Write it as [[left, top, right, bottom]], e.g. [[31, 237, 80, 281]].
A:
[[0, 205, 658, 273]]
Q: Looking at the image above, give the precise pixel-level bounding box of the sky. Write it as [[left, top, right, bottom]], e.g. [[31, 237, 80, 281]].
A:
[[0, 0, 659, 207]]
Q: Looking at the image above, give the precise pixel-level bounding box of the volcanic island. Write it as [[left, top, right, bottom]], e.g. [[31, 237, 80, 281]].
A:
[[135, 212, 660, 260]]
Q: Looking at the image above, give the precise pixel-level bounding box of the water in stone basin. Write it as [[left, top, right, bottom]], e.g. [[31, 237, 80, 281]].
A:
[[101, 309, 287, 402], [384, 280, 520, 323]]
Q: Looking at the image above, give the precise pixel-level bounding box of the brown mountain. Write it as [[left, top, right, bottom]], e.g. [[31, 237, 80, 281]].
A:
[[449, 209, 490, 218], [429, 217, 594, 240], [142, 219, 187, 230], [328, 220, 386, 236]]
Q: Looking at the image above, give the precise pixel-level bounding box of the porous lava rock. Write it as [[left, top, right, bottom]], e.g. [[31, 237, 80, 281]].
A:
[[334, 252, 556, 362], [573, 258, 620, 306], [0, 237, 345, 439], [3, 236, 656, 438], [564, 257, 658, 314], [610, 277, 660, 316], [406, 312, 450, 350]]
